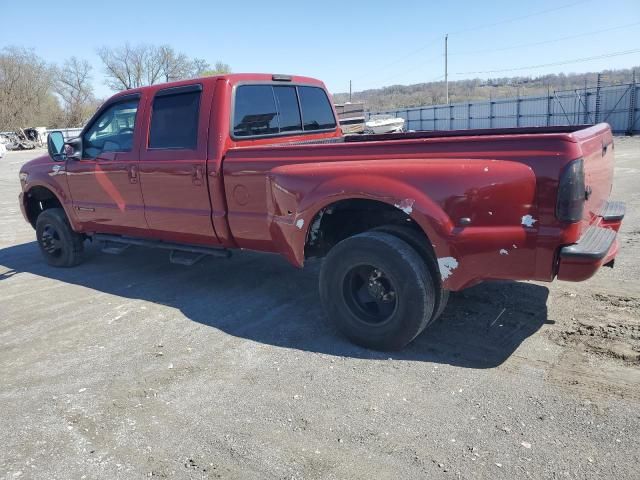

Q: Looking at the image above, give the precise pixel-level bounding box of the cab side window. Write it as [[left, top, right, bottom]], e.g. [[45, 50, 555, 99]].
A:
[[149, 86, 201, 149], [83, 99, 139, 159]]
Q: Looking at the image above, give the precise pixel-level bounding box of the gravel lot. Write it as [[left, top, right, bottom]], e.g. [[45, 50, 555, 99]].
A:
[[1, 138, 639, 479]]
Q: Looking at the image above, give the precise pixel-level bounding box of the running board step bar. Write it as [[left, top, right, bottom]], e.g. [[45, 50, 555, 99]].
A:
[[599, 200, 625, 222], [101, 241, 131, 255], [169, 251, 206, 266], [94, 234, 231, 263], [559, 226, 616, 260]]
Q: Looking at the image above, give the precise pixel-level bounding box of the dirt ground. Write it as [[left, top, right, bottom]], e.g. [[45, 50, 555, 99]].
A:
[[1, 138, 639, 480]]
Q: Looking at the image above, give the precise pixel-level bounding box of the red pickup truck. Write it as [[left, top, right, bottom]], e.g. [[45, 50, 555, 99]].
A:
[[19, 73, 624, 350]]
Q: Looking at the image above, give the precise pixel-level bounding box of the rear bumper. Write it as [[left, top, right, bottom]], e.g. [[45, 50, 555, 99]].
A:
[[557, 202, 624, 281]]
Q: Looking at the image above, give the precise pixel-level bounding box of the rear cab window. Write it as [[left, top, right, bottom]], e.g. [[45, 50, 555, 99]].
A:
[[233, 83, 336, 139]]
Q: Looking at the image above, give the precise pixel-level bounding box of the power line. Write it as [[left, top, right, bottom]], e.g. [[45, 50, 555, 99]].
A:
[[356, 54, 443, 90], [454, 49, 640, 75], [350, 0, 593, 89], [450, 21, 640, 56], [448, 0, 592, 35], [351, 36, 442, 81], [356, 74, 444, 93]]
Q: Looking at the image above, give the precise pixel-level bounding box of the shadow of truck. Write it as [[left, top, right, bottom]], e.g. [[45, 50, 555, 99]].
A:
[[0, 241, 549, 368]]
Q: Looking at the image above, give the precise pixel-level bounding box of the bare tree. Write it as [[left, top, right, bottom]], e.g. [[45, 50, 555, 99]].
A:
[[200, 62, 232, 76], [191, 58, 210, 77], [54, 57, 96, 127], [97, 44, 148, 90], [0, 46, 61, 130], [97, 43, 225, 91], [157, 45, 194, 82]]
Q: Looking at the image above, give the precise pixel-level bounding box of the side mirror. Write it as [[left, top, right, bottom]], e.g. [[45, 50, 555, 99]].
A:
[[65, 137, 82, 161], [47, 131, 65, 161]]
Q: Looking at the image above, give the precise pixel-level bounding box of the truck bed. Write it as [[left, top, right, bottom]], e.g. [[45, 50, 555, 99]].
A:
[[224, 123, 616, 288], [345, 124, 595, 142]]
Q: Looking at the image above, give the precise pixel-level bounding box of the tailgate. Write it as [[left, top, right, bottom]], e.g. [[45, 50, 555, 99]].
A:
[[572, 124, 615, 224]]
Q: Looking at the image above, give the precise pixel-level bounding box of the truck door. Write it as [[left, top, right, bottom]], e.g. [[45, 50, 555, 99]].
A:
[[65, 94, 148, 235], [138, 83, 220, 246]]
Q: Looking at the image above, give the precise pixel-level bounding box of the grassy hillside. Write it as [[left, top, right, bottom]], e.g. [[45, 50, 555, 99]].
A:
[[333, 67, 638, 112]]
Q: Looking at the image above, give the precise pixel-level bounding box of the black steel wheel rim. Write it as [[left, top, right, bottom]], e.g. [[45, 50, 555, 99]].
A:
[[41, 224, 63, 258], [342, 264, 398, 325]]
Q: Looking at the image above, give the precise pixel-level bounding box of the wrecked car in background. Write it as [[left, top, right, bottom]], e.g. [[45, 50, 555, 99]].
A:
[[1, 127, 47, 151], [17, 73, 625, 350]]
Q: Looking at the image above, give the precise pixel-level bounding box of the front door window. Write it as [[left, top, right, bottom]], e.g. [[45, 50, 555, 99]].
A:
[[83, 100, 139, 159]]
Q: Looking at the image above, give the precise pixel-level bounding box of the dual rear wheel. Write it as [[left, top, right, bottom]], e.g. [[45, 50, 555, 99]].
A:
[[319, 228, 447, 351]]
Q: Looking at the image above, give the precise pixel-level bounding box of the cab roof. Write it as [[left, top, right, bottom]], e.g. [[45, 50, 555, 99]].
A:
[[110, 73, 327, 100]]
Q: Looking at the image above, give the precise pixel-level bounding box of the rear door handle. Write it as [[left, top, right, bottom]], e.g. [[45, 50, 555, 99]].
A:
[[192, 165, 204, 186], [129, 165, 138, 184]]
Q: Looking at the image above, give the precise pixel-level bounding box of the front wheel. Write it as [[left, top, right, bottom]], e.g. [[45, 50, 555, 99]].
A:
[[319, 231, 436, 351], [35, 208, 84, 267]]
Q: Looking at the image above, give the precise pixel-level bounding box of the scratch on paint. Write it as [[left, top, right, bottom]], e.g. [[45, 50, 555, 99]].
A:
[[499, 249, 509, 255], [437, 257, 459, 280], [295, 219, 305, 229], [395, 198, 415, 215], [521, 214, 537, 227], [483, 167, 489, 172]]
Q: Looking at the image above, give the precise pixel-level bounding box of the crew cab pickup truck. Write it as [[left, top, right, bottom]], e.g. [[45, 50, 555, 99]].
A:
[[19, 73, 625, 350]]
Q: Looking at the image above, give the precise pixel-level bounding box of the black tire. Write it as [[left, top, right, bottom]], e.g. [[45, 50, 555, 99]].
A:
[[35, 208, 84, 267], [372, 224, 449, 323], [319, 231, 436, 351]]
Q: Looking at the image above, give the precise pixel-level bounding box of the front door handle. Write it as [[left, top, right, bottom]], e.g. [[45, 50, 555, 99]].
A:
[[192, 165, 204, 186], [129, 165, 138, 184]]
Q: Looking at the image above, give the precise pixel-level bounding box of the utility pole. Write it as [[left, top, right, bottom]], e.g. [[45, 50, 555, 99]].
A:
[[349, 80, 352, 102], [445, 34, 449, 104]]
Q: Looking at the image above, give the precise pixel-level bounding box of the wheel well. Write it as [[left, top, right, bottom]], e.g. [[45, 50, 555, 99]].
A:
[[304, 199, 427, 259], [24, 187, 63, 228]]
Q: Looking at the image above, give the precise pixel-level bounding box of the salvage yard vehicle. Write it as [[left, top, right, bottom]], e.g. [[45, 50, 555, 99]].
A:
[[18, 73, 625, 350]]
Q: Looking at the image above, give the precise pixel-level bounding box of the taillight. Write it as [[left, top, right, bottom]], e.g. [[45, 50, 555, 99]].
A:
[[556, 158, 585, 223]]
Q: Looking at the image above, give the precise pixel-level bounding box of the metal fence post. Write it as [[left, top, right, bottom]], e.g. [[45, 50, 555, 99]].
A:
[[628, 71, 637, 135], [595, 73, 602, 124], [419, 107, 423, 131], [583, 81, 589, 124], [546, 88, 552, 126], [467, 103, 471, 129], [449, 105, 453, 130], [489, 100, 493, 128]]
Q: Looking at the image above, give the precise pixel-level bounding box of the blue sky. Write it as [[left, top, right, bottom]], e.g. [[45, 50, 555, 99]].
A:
[[2, 0, 639, 98]]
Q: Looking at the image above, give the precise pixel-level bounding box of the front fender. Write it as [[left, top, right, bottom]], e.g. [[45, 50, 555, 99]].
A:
[[20, 158, 79, 230]]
